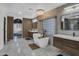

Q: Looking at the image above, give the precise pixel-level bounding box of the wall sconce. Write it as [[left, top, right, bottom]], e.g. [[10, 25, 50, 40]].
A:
[[36, 9, 45, 16]]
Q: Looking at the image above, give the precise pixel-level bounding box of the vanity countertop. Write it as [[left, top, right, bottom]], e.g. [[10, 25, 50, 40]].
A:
[[29, 29, 38, 32], [53, 34, 79, 41]]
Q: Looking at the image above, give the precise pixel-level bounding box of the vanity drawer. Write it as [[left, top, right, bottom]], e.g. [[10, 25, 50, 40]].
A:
[[53, 35, 79, 56], [62, 39, 79, 50], [53, 37, 63, 49], [62, 45, 79, 56]]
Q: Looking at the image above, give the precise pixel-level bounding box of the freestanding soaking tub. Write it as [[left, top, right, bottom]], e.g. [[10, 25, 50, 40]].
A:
[[33, 33, 49, 48]]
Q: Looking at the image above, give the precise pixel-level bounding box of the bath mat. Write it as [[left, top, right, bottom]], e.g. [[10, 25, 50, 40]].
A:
[[29, 43, 40, 50]]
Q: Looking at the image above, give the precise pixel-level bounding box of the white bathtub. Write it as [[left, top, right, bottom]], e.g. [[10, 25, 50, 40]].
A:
[[33, 33, 49, 48], [37, 37, 49, 48], [34, 37, 49, 48]]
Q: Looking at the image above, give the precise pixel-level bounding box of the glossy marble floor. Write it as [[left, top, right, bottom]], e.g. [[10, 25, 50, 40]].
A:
[[0, 38, 70, 56]]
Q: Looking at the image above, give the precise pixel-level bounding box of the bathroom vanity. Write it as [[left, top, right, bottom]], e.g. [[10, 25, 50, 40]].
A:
[[53, 34, 79, 56]]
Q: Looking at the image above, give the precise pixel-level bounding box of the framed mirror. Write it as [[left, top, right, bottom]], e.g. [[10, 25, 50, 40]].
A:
[[61, 13, 79, 31]]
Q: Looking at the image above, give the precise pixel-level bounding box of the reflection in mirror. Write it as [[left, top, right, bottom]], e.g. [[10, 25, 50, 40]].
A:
[[61, 14, 79, 31]]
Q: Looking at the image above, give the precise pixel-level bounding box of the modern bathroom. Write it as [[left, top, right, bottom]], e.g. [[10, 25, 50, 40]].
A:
[[0, 3, 79, 56]]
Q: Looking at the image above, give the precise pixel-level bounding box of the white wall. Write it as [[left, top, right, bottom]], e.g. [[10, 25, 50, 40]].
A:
[[0, 4, 7, 50], [4, 3, 64, 19]]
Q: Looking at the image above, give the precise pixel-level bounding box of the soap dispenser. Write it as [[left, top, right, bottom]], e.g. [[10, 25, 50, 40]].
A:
[[73, 32, 75, 37]]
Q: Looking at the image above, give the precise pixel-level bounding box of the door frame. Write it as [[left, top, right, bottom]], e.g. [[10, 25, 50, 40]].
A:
[[4, 17, 6, 45]]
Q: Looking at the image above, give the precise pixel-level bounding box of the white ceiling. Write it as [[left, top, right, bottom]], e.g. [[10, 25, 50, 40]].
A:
[[3, 3, 65, 19]]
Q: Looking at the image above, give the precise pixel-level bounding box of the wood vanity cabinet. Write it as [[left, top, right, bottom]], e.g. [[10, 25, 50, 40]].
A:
[[53, 37, 79, 56], [53, 37, 63, 49]]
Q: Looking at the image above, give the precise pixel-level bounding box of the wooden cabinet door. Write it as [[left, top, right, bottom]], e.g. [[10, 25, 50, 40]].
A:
[[62, 39, 79, 55], [53, 37, 63, 49], [23, 18, 32, 38], [62, 39, 79, 49], [7, 16, 13, 41], [53, 37, 79, 56], [33, 22, 37, 29]]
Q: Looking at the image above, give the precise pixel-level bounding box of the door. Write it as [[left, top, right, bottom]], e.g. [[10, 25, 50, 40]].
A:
[[7, 16, 13, 41], [23, 18, 32, 38]]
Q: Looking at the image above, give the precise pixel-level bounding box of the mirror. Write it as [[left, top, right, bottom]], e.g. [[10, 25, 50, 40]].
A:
[[61, 13, 79, 30]]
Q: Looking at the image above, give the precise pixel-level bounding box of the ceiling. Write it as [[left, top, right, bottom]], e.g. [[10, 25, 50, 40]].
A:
[[3, 3, 65, 19]]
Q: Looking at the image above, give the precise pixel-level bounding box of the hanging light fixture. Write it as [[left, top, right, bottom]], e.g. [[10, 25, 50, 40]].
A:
[[36, 9, 45, 16]]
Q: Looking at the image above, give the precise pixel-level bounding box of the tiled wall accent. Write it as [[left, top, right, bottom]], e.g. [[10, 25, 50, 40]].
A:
[[43, 18, 55, 36], [42, 18, 55, 44]]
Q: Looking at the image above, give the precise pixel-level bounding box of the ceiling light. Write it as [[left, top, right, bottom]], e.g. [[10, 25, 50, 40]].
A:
[[36, 9, 45, 16]]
